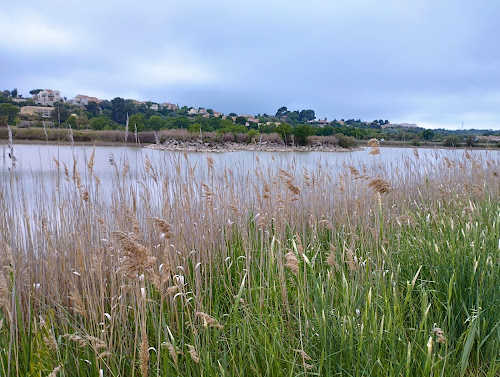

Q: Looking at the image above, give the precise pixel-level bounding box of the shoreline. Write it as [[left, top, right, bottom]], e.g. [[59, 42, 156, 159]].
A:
[[1, 138, 497, 152], [146, 140, 362, 153]]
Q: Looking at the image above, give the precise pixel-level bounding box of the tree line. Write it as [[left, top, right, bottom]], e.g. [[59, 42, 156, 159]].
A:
[[1, 90, 499, 146]]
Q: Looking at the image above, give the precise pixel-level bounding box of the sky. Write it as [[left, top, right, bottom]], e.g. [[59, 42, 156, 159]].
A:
[[1, 0, 499, 130]]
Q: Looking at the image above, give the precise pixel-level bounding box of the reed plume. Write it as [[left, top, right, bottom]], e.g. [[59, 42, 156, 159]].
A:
[[150, 217, 172, 238], [187, 344, 200, 363], [368, 178, 391, 195], [285, 251, 299, 277], [112, 231, 156, 278], [195, 311, 224, 330]]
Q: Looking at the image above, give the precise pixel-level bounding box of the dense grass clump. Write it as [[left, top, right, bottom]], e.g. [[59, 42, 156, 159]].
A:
[[0, 148, 499, 376]]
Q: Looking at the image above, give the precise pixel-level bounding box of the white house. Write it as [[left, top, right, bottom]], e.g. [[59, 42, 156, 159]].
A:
[[33, 90, 61, 105]]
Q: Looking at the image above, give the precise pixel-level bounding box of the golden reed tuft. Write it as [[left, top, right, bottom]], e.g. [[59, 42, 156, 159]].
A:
[[368, 178, 391, 195], [112, 231, 157, 278], [285, 251, 299, 277], [195, 311, 224, 330]]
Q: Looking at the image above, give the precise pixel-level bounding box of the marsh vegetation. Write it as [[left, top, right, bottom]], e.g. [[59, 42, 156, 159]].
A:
[[0, 146, 499, 376]]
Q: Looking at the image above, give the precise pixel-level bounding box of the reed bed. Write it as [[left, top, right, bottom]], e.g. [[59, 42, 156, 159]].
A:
[[0, 148, 499, 376]]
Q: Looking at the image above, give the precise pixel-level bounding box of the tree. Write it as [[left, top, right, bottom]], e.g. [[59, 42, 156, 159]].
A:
[[421, 129, 435, 140], [99, 100, 112, 111], [111, 97, 127, 124], [235, 116, 247, 125], [90, 116, 113, 130], [148, 115, 166, 131], [129, 113, 146, 132], [10, 88, 18, 98], [443, 136, 461, 147], [51, 104, 71, 125], [85, 101, 100, 118], [293, 123, 313, 145], [287, 111, 299, 123], [299, 109, 315, 122], [275, 106, 289, 118], [0, 103, 19, 124], [465, 135, 476, 147], [247, 129, 259, 143], [0, 115, 7, 127], [276, 123, 293, 144], [64, 115, 77, 129], [76, 114, 90, 129], [188, 123, 202, 134]]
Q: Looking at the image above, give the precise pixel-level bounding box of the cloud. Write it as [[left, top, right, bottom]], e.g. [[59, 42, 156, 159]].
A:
[[1, 1, 499, 129], [124, 48, 217, 87], [0, 10, 74, 52]]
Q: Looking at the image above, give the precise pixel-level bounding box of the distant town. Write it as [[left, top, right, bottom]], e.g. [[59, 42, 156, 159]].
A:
[[1, 88, 499, 147]]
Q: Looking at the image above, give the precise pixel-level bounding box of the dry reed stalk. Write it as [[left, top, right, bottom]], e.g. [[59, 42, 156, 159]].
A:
[[144, 154, 152, 174], [87, 147, 96, 175], [140, 325, 149, 377], [48, 366, 62, 377], [319, 219, 334, 230], [413, 148, 420, 159], [368, 178, 391, 195], [44, 330, 58, 351], [163, 341, 179, 367], [303, 167, 311, 186], [295, 235, 304, 255], [344, 247, 358, 272], [195, 311, 224, 330], [348, 166, 360, 176], [97, 351, 112, 360], [396, 215, 416, 227], [151, 258, 172, 293], [125, 209, 142, 240], [263, 182, 271, 199], [228, 204, 240, 217], [0, 272, 8, 308], [206, 155, 214, 171], [82, 190, 89, 202], [286, 179, 301, 196], [201, 183, 215, 210], [150, 217, 172, 238], [64, 334, 87, 347], [326, 244, 339, 270], [86, 335, 108, 350], [187, 344, 200, 363], [285, 251, 299, 277], [369, 147, 380, 155], [112, 231, 156, 278], [367, 138, 380, 148], [68, 285, 87, 318]]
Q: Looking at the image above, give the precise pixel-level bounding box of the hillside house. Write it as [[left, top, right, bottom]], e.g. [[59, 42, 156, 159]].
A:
[[73, 94, 100, 106], [20, 106, 55, 117], [162, 103, 179, 110], [33, 90, 61, 105]]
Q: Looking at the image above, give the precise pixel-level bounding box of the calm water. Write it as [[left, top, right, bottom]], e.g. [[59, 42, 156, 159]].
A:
[[2, 143, 498, 179], [1, 143, 498, 217]]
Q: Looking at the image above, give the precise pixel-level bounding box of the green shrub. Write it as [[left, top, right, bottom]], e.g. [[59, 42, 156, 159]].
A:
[[335, 133, 357, 148], [443, 135, 461, 147]]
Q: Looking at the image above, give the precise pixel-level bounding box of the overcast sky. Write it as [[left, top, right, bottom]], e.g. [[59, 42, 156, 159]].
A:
[[1, 0, 499, 129]]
